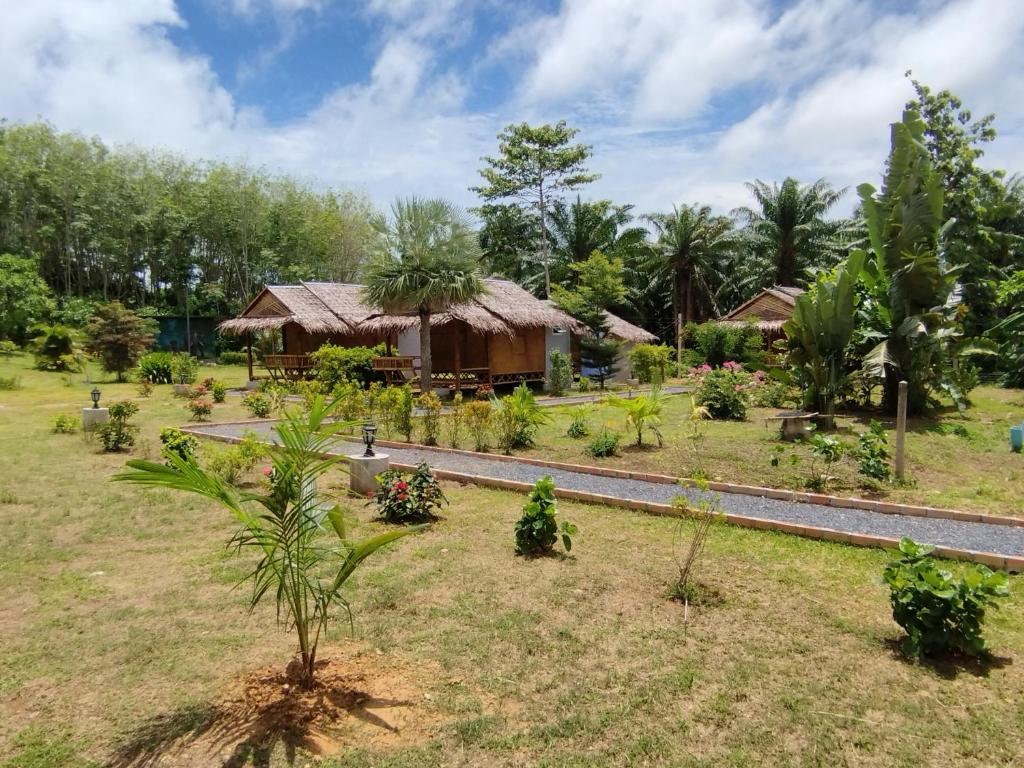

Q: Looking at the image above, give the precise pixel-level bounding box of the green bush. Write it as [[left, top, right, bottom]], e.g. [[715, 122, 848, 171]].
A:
[[514, 476, 576, 556], [464, 399, 492, 451], [577, 376, 591, 393], [585, 428, 620, 458], [372, 463, 447, 523], [694, 368, 748, 420], [374, 385, 403, 439], [547, 349, 573, 397], [396, 384, 414, 442], [446, 392, 464, 448], [170, 353, 199, 385], [883, 537, 1009, 659], [855, 420, 891, 481], [685, 321, 765, 369], [0, 340, 20, 356], [566, 404, 592, 439], [491, 384, 549, 454], [30, 324, 82, 372], [96, 400, 139, 452], [310, 343, 382, 389], [159, 427, 199, 465], [137, 351, 174, 384], [242, 391, 273, 418], [205, 432, 267, 483], [629, 343, 672, 384], [418, 392, 443, 446], [52, 413, 78, 434], [218, 350, 248, 365]]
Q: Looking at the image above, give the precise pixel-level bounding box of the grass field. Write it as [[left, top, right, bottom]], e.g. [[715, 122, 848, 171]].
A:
[[2, 354, 1024, 767]]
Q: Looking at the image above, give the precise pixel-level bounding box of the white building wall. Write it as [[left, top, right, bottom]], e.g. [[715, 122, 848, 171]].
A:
[[543, 327, 571, 392]]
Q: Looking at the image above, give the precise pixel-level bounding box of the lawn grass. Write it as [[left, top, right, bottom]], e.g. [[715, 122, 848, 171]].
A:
[[2, 353, 1024, 767]]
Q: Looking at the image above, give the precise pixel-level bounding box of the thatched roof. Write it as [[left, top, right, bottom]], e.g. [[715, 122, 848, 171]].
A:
[[220, 278, 583, 337], [602, 311, 658, 343], [717, 286, 804, 333]]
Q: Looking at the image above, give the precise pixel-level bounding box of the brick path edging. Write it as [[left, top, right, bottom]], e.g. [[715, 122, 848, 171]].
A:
[[184, 427, 1024, 572]]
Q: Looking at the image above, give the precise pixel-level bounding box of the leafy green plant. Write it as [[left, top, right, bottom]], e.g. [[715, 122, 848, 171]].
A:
[[883, 537, 1009, 659], [418, 391, 443, 446], [170, 353, 199, 385], [586, 427, 620, 458], [114, 396, 426, 688], [577, 375, 591, 393], [566, 404, 592, 438], [218, 350, 247, 365], [855, 420, 891, 481], [372, 463, 447, 523], [52, 413, 78, 434], [205, 379, 227, 404], [242, 391, 273, 418], [629, 343, 672, 384], [684, 321, 765, 369], [682, 399, 712, 480], [606, 386, 666, 447], [159, 427, 199, 465], [136, 378, 154, 398], [446, 392, 464, 447], [309, 343, 382, 389], [331, 380, 366, 428], [397, 384, 414, 442], [205, 432, 267, 484], [491, 383, 549, 453], [84, 301, 156, 382], [694, 368, 747, 420], [464, 399, 492, 451], [0, 339, 20, 356], [807, 434, 844, 491], [30, 324, 83, 372], [137, 351, 174, 384], [96, 401, 139, 452], [547, 349, 573, 396], [514, 476, 576, 556], [186, 397, 213, 422]]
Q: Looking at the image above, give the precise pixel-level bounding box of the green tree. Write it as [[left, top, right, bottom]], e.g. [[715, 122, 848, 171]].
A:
[[645, 204, 735, 325], [363, 198, 484, 393], [477, 203, 544, 293], [734, 177, 844, 286], [114, 397, 425, 688], [547, 197, 650, 285], [85, 301, 157, 381], [471, 121, 599, 296], [0, 253, 54, 344]]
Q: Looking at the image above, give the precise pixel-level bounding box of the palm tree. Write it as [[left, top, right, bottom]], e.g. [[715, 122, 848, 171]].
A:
[[364, 198, 484, 393], [734, 177, 844, 286], [645, 204, 735, 326], [547, 197, 650, 288]]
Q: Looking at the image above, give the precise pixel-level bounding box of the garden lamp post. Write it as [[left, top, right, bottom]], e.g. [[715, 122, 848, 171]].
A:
[[362, 423, 377, 457], [90, 387, 101, 408]]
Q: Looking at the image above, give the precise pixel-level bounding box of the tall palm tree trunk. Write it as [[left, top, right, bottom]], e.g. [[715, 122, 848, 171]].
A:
[[419, 307, 433, 393], [777, 239, 796, 286]]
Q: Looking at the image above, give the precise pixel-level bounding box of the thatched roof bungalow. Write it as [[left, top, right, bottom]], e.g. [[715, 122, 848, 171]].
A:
[[717, 286, 804, 337]]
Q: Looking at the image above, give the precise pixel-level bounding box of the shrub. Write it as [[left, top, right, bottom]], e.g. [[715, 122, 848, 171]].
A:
[[0, 340, 20, 356], [137, 351, 174, 384], [136, 378, 154, 398], [206, 432, 267, 483], [586, 428, 620, 458], [187, 397, 213, 421], [242, 391, 273, 418], [577, 376, 591, 393], [331, 380, 366, 426], [747, 372, 795, 408], [883, 537, 1009, 659], [629, 343, 672, 384], [694, 368, 747, 420], [807, 433, 844, 491], [170, 353, 199, 385], [201, 378, 228, 404], [566, 404, 592, 439], [491, 383, 549, 454], [159, 427, 199, 464], [372, 463, 447, 523], [52, 413, 78, 434], [30, 324, 83, 372], [685, 321, 765, 369], [96, 400, 139, 452], [310, 343, 381, 389], [374, 385, 403, 439], [218, 350, 247, 365], [464, 399, 492, 451], [607, 386, 666, 447], [514, 476, 576, 556], [856, 420, 891, 481], [396, 384, 414, 442], [84, 302, 156, 381], [0, 375, 21, 391], [445, 392, 464, 448], [418, 392, 443, 446], [547, 349, 573, 397]]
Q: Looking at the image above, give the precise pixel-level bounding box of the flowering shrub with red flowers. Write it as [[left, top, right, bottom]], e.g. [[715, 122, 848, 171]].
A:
[[186, 397, 214, 421], [371, 462, 447, 523]]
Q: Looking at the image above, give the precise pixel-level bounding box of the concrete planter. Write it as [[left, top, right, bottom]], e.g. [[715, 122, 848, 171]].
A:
[[82, 407, 109, 430], [173, 383, 191, 396], [348, 453, 390, 496]]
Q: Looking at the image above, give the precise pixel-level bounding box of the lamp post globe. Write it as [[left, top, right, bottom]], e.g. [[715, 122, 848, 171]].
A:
[[362, 423, 377, 458], [90, 387, 101, 409]]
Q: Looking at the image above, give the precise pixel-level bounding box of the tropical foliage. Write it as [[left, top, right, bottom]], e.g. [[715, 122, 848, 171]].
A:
[[85, 302, 156, 381], [514, 475, 576, 556], [606, 386, 666, 447]]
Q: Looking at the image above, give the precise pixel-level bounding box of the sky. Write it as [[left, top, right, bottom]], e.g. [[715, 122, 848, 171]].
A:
[[2, 0, 1023, 217]]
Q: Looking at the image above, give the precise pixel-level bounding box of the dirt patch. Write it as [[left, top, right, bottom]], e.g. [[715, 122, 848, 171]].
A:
[[111, 646, 444, 767]]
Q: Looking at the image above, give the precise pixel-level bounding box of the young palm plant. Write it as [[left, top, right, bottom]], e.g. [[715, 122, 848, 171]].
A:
[[606, 385, 666, 447], [113, 396, 425, 688]]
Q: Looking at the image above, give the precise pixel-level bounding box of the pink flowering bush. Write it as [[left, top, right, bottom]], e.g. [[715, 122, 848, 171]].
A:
[[371, 462, 447, 523], [694, 368, 748, 420]]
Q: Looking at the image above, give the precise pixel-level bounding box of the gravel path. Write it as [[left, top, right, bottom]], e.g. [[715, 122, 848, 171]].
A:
[[189, 421, 1024, 557]]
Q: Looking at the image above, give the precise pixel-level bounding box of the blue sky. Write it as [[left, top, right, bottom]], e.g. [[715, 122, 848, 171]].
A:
[[3, 0, 1023, 215]]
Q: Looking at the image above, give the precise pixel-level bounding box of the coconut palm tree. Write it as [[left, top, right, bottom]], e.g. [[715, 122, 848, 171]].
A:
[[645, 204, 736, 327], [547, 197, 650, 281], [734, 177, 844, 286], [363, 198, 484, 393]]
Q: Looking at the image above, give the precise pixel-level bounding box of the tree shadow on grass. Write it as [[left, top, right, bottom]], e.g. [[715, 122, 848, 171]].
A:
[[108, 660, 416, 768], [884, 638, 1013, 680]]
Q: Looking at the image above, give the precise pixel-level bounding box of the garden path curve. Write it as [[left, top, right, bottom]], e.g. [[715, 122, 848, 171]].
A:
[[187, 420, 1024, 566]]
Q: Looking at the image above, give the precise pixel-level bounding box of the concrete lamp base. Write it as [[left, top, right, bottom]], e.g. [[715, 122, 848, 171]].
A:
[[82, 407, 109, 430], [173, 384, 191, 396], [348, 453, 390, 497]]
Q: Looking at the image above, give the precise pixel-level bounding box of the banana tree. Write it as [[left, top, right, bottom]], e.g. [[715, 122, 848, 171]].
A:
[[113, 395, 426, 688], [781, 250, 865, 419]]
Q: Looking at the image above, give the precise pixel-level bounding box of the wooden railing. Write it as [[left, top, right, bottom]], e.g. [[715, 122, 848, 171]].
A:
[[263, 354, 313, 381]]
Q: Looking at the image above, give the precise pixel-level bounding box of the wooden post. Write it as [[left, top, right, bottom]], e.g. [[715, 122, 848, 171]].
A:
[[246, 332, 254, 382], [676, 313, 683, 378], [894, 380, 908, 480]]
